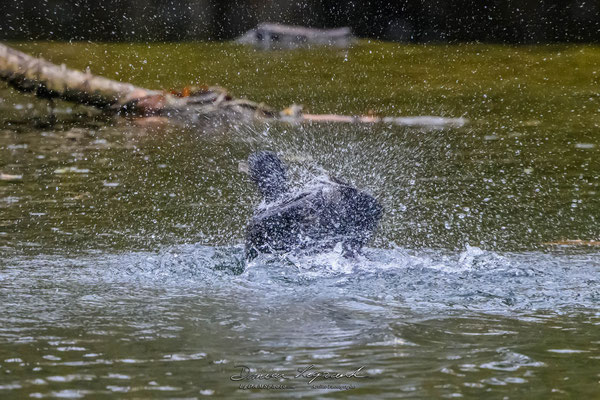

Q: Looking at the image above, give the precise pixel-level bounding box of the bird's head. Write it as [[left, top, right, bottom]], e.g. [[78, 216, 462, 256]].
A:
[[247, 151, 288, 202]]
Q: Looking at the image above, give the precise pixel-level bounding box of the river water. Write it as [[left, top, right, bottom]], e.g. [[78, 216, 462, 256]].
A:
[[0, 42, 599, 398]]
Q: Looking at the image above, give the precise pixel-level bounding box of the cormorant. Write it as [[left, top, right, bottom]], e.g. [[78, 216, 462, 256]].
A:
[[245, 151, 383, 260]]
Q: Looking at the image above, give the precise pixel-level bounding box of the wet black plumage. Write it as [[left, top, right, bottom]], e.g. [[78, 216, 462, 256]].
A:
[[245, 151, 383, 260]]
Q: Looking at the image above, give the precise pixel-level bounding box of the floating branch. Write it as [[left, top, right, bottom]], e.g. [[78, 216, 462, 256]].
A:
[[0, 42, 467, 128], [299, 112, 467, 128]]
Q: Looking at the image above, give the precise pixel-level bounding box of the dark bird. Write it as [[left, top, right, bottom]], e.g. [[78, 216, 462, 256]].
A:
[[244, 151, 383, 260]]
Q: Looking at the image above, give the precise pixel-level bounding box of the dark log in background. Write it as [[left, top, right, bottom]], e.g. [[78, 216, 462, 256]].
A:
[[0, 0, 598, 43]]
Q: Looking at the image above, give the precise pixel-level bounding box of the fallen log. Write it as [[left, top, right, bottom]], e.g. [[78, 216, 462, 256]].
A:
[[236, 23, 354, 49], [0, 42, 277, 119], [0, 42, 467, 128]]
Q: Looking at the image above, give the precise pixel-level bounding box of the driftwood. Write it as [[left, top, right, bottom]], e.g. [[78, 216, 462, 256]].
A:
[[0, 42, 467, 128], [236, 23, 354, 49], [0, 42, 278, 120]]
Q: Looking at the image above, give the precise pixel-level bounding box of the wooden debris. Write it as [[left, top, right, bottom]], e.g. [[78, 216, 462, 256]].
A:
[[301, 113, 468, 128], [236, 23, 354, 49], [0, 42, 275, 119], [0, 42, 468, 128], [0, 42, 155, 110]]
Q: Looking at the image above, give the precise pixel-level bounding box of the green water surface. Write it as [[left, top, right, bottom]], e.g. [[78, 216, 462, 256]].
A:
[[0, 41, 599, 399]]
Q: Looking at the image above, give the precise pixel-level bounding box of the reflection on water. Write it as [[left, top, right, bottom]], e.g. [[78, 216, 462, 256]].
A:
[[1, 42, 600, 398], [2, 116, 599, 256]]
